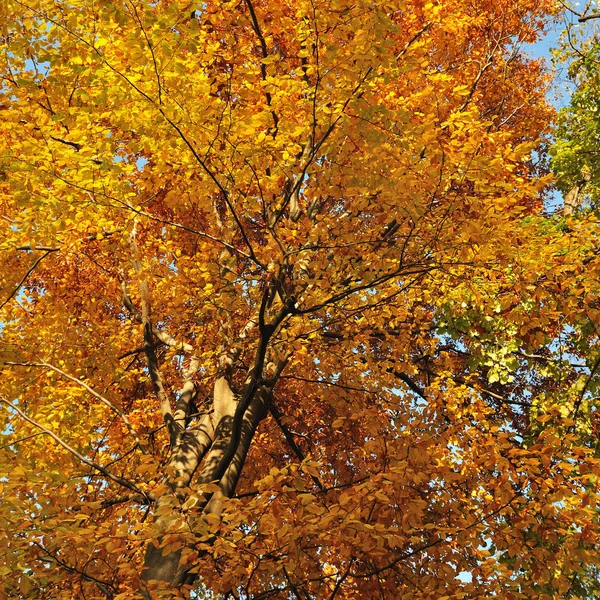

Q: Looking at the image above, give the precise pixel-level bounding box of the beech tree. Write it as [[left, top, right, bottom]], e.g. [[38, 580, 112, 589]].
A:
[[2, 0, 600, 598]]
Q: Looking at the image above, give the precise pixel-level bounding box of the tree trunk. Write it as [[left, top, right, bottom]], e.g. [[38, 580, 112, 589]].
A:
[[139, 378, 272, 596]]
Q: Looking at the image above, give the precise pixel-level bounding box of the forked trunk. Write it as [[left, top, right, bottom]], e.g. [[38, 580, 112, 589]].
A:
[[139, 381, 272, 596]]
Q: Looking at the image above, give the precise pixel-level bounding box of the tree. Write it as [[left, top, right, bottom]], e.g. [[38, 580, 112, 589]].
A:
[[538, 7, 600, 597], [2, 0, 599, 598], [551, 41, 600, 210], [549, 0, 600, 213]]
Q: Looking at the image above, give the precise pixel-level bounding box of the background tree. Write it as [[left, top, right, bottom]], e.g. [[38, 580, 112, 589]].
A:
[[550, 1, 600, 210], [2, 0, 600, 599], [532, 4, 600, 596]]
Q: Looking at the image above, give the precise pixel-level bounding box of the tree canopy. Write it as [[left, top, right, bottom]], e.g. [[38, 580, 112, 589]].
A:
[[1, 0, 600, 598], [551, 8, 600, 211]]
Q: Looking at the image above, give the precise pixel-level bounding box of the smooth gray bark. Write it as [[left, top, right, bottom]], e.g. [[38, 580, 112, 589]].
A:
[[139, 378, 272, 596]]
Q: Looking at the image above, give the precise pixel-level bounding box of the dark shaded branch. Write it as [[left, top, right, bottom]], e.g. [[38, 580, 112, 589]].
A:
[[395, 24, 431, 60], [296, 264, 433, 315], [117, 342, 164, 360], [245, 0, 279, 135], [329, 557, 356, 600], [0, 430, 47, 449], [100, 493, 150, 508], [31, 541, 115, 599], [450, 374, 531, 408], [235, 474, 372, 499], [280, 374, 377, 395], [206, 300, 295, 487], [579, 12, 600, 22], [572, 353, 600, 423], [282, 566, 304, 600], [392, 371, 426, 399], [0, 250, 54, 310], [16, 245, 61, 252], [349, 493, 522, 579], [49, 135, 82, 151], [273, 66, 375, 228], [128, 0, 163, 105], [270, 400, 325, 491]]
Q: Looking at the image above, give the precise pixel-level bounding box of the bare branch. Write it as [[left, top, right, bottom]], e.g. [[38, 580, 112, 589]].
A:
[[16, 245, 61, 252], [329, 557, 356, 600], [555, 0, 581, 18], [280, 374, 378, 395], [349, 493, 522, 579], [245, 0, 279, 135], [272, 66, 375, 228], [100, 493, 150, 508], [127, 0, 163, 105], [0, 430, 47, 449], [395, 24, 431, 60], [572, 353, 600, 423], [579, 12, 600, 22], [117, 343, 163, 360]]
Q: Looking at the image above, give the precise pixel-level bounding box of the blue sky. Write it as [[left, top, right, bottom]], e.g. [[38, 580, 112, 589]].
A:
[[526, 8, 600, 108], [527, 18, 572, 108]]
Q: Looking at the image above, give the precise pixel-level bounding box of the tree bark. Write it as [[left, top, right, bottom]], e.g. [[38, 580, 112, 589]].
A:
[[139, 378, 272, 596]]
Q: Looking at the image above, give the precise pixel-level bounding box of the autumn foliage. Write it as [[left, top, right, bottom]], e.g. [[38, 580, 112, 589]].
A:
[[1, 0, 600, 598]]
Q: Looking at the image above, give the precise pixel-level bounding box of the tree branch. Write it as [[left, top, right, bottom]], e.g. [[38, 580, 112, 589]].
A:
[[270, 400, 325, 491], [4, 361, 146, 452], [0, 396, 145, 496], [245, 0, 279, 135], [205, 331, 292, 502], [579, 12, 600, 22], [329, 557, 356, 600], [128, 221, 176, 442], [31, 540, 116, 599], [0, 250, 54, 311]]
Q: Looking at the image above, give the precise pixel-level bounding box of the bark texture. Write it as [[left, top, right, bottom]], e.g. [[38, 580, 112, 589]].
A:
[[139, 295, 293, 596]]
